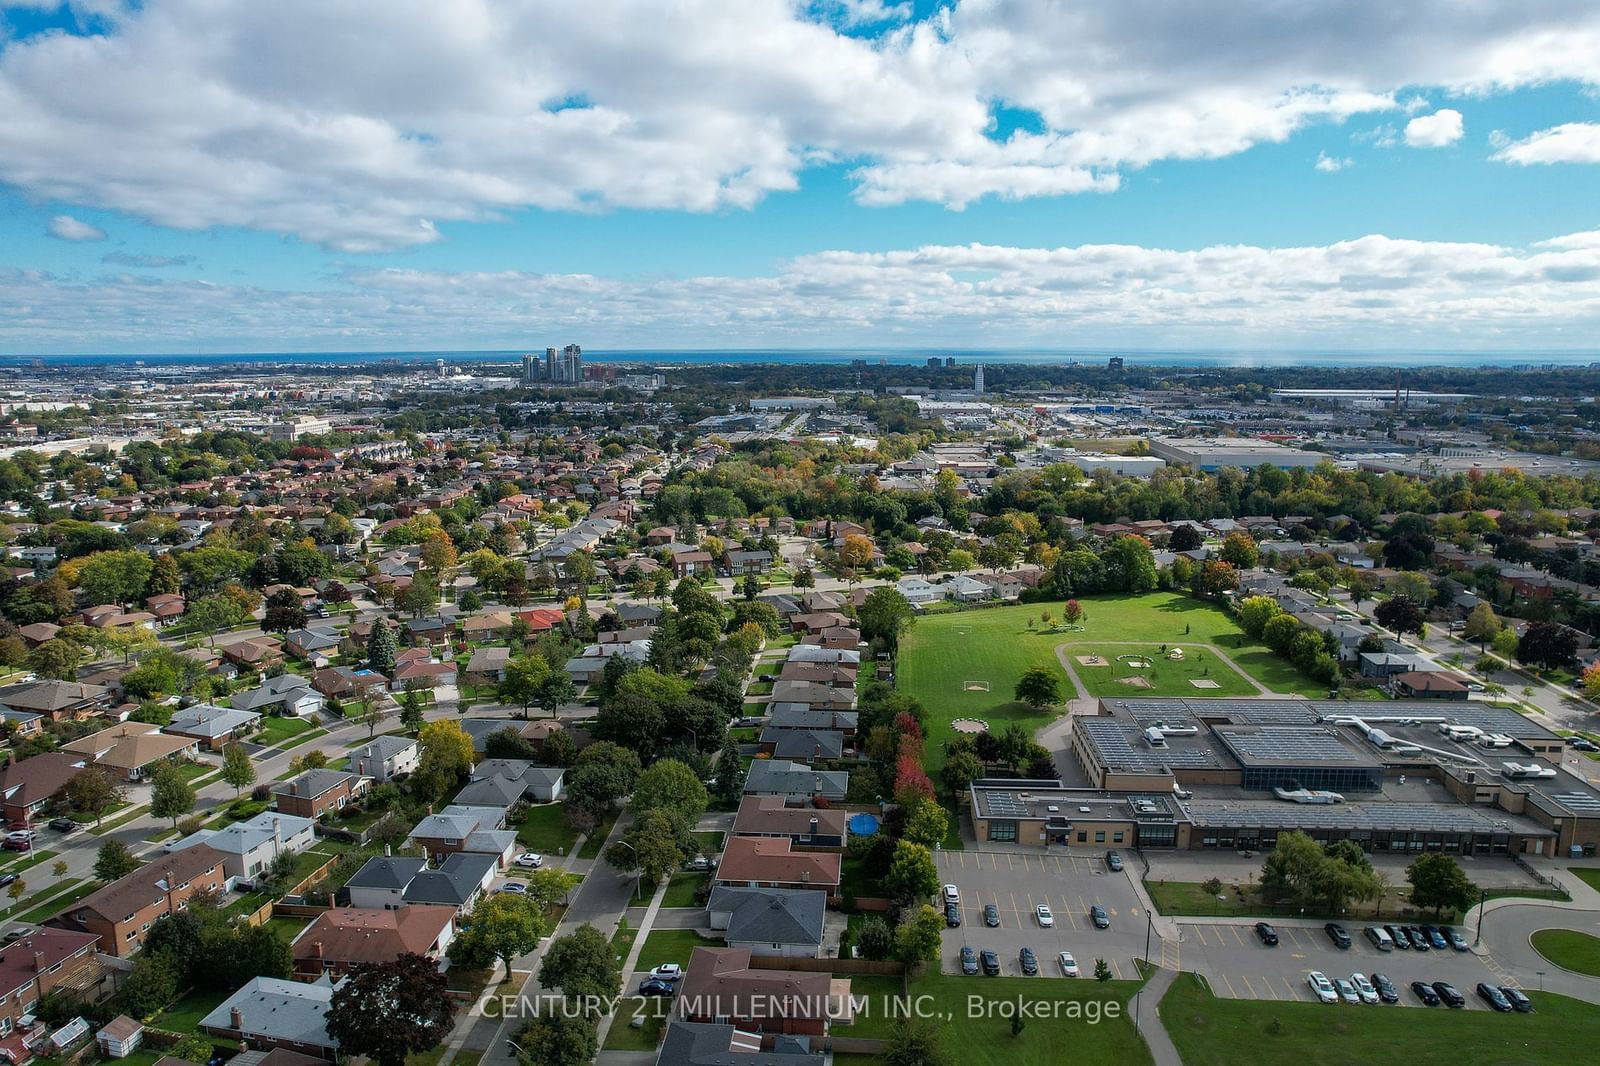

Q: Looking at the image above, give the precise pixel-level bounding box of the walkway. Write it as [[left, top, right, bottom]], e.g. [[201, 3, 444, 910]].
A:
[[1133, 966, 1183, 1066]]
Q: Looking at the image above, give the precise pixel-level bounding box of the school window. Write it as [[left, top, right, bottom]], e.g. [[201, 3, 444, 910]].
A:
[[1094, 831, 1105, 843], [989, 820, 1018, 843], [1076, 831, 1087, 843], [1112, 832, 1125, 843]]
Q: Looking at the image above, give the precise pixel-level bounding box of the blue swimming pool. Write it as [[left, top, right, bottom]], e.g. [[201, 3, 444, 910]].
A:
[[847, 813, 880, 836]]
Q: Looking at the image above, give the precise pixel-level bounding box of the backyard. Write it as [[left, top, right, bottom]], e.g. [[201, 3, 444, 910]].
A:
[[516, 802, 581, 856]]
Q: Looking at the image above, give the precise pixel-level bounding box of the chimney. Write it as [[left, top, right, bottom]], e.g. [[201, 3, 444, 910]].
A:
[[230, 1007, 243, 1031], [312, 940, 323, 958], [802, 870, 810, 883], [32, 951, 44, 973], [287, 781, 297, 796]]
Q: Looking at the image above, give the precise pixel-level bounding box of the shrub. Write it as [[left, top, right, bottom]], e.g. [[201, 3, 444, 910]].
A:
[[1201, 877, 1223, 896]]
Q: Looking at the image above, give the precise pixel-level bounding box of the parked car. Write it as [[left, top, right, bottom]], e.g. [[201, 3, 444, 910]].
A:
[[960, 946, 979, 976], [515, 852, 544, 868], [1105, 851, 1124, 872], [1385, 924, 1410, 950], [1445, 927, 1468, 951], [2, 831, 34, 851], [1325, 922, 1351, 949], [1364, 926, 1392, 952], [1333, 977, 1360, 1004], [1433, 981, 1465, 1008], [980, 950, 1000, 976], [984, 904, 1000, 927], [1, 927, 34, 943], [638, 978, 674, 996], [496, 881, 527, 894], [1058, 951, 1079, 977], [47, 817, 78, 833], [1036, 903, 1054, 928], [945, 902, 962, 928], [1019, 948, 1038, 976], [942, 884, 961, 905], [1254, 922, 1279, 946], [1307, 971, 1338, 1004], [1089, 905, 1110, 929], [1424, 926, 1448, 951], [650, 964, 683, 981], [685, 855, 713, 871], [1406, 927, 1430, 951], [1476, 983, 1512, 1012], [1350, 973, 1379, 1005], [1568, 737, 1599, 752], [1411, 980, 1441, 1006], [1499, 986, 1534, 1013], [1371, 973, 1400, 1003], [0, 873, 15, 888]]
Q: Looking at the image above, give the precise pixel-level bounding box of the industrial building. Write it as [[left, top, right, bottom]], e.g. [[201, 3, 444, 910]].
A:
[[1148, 437, 1325, 471]]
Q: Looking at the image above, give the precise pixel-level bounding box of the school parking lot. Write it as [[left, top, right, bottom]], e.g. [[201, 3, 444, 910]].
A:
[[934, 849, 1149, 979]]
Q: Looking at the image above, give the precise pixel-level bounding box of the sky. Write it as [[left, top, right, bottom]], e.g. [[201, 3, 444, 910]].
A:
[[1, 0, 1600, 356]]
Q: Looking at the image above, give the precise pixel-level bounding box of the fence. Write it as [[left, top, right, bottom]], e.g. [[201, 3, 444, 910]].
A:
[[751, 955, 905, 975]]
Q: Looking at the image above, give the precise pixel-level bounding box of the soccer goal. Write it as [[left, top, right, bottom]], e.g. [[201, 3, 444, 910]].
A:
[[962, 680, 991, 692]]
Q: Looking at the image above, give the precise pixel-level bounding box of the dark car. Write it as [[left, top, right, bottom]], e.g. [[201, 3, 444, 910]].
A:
[[980, 950, 1000, 976], [1371, 973, 1400, 1003], [945, 902, 962, 928], [1406, 927, 1430, 952], [1106, 851, 1124, 872], [960, 946, 979, 976], [47, 817, 79, 833], [1569, 737, 1599, 752], [1325, 922, 1351, 949], [1411, 980, 1441, 1006], [638, 978, 674, 996], [1089, 905, 1110, 929], [0, 873, 15, 889], [1433, 981, 1465, 1008], [1499, 986, 1534, 1013], [1444, 926, 1468, 952], [1254, 922, 1279, 946], [1385, 924, 1411, 950], [983, 904, 1000, 927], [1477, 983, 1512, 1011], [1019, 948, 1038, 976]]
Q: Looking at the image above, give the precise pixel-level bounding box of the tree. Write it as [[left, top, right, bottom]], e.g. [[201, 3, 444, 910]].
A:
[[894, 903, 945, 964], [325, 954, 457, 1066], [1518, 621, 1579, 671], [1235, 595, 1283, 640], [150, 764, 196, 829], [711, 732, 745, 807], [399, 681, 426, 734], [66, 766, 125, 826], [220, 743, 255, 797], [884, 1019, 950, 1066], [1013, 666, 1062, 710], [1219, 532, 1259, 570], [538, 924, 621, 1012], [185, 594, 248, 647], [605, 808, 688, 885], [882, 841, 940, 904], [145, 553, 181, 598], [856, 915, 894, 960], [1062, 599, 1084, 625], [1407, 853, 1477, 917], [1094, 958, 1112, 982], [1168, 524, 1203, 551], [79, 550, 154, 607], [838, 533, 874, 575], [536, 671, 576, 717], [367, 619, 398, 676], [1461, 602, 1501, 650], [1374, 595, 1425, 636], [1492, 626, 1520, 660], [27, 638, 82, 680], [499, 655, 550, 717], [263, 588, 308, 633], [1193, 559, 1239, 599], [95, 838, 140, 881], [902, 797, 949, 849], [858, 587, 915, 651], [1102, 535, 1158, 592], [167, 1037, 215, 1063], [565, 743, 641, 823], [631, 759, 709, 822], [413, 719, 476, 800], [1345, 572, 1374, 609], [940, 749, 984, 797], [511, 1013, 597, 1066], [446, 892, 546, 976], [116, 950, 179, 1018]]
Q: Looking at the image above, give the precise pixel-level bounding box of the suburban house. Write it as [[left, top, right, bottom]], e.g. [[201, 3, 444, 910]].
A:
[[0, 679, 112, 722], [0, 709, 43, 739], [342, 856, 428, 910], [756, 727, 844, 763], [731, 796, 848, 848], [399, 852, 497, 912], [62, 723, 199, 781], [347, 736, 419, 781], [742, 760, 848, 804], [165, 812, 317, 883], [1359, 651, 1434, 679], [310, 667, 386, 701], [0, 929, 103, 1036], [199, 976, 339, 1058], [284, 628, 342, 662], [764, 705, 857, 734], [674, 947, 851, 1036], [49, 845, 228, 957], [467, 759, 567, 802], [272, 769, 369, 819], [706, 886, 826, 958], [289, 905, 457, 979], [767, 681, 855, 712], [670, 549, 715, 578], [463, 646, 511, 686], [0, 752, 82, 827], [1391, 671, 1470, 700], [232, 673, 326, 718], [654, 1022, 820, 1066], [220, 637, 284, 671], [714, 838, 842, 893], [722, 549, 772, 576], [165, 704, 262, 750]]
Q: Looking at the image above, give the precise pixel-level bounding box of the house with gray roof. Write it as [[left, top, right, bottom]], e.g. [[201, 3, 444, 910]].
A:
[[742, 760, 847, 803], [343, 856, 428, 909], [164, 703, 261, 750], [655, 1021, 817, 1066], [165, 812, 316, 883], [199, 976, 339, 1057], [401, 852, 497, 912], [468, 759, 566, 802], [232, 673, 325, 718], [758, 726, 844, 763], [348, 735, 419, 781], [707, 886, 826, 958]]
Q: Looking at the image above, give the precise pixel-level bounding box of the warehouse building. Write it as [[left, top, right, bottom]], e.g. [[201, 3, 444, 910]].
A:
[[1148, 437, 1325, 471]]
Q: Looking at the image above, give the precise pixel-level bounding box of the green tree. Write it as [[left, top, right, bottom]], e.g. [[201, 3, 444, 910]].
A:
[[940, 749, 984, 797], [884, 1019, 950, 1066], [185, 594, 248, 647], [367, 619, 398, 676], [325, 954, 456, 1066], [711, 731, 745, 807], [511, 1012, 597, 1066], [1094, 958, 1112, 982], [26, 637, 82, 680], [66, 766, 125, 826], [446, 892, 547, 976], [858, 587, 916, 651], [499, 655, 550, 717], [116, 950, 179, 1018], [856, 916, 894, 961], [605, 808, 687, 886], [1235, 595, 1283, 640], [1407, 853, 1477, 917], [536, 671, 576, 717], [1219, 532, 1259, 570], [1102, 535, 1158, 592], [901, 797, 949, 849], [882, 841, 939, 904], [537, 924, 621, 1014], [150, 764, 196, 829], [145, 553, 181, 598], [220, 743, 255, 797], [893, 903, 945, 964], [262, 588, 307, 633], [399, 680, 427, 734], [413, 719, 476, 801], [1461, 602, 1501, 649], [94, 838, 140, 881], [1012, 666, 1062, 710], [629, 759, 708, 822], [79, 550, 155, 607], [1491, 626, 1520, 660], [167, 1036, 214, 1063]]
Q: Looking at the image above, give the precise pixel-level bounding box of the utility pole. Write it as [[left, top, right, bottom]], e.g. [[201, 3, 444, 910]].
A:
[[1474, 887, 1488, 947]]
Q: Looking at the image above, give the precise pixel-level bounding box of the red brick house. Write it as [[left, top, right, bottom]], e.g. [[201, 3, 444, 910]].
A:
[[48, 846, 227, 957]]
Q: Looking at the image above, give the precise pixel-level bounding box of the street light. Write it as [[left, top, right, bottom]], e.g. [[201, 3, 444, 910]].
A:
[[614, 839, 642, 901], [1474, 887, 1488, 947], [1143, 909, 1153, 969]]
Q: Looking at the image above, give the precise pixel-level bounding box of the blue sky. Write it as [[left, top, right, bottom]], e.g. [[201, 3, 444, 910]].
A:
[[2, 1, 1599, 353]]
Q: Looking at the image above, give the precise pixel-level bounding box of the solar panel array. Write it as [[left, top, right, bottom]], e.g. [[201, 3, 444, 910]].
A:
[[1184, 800, 1538, 834], [1549, 790, 1600, 815], [1080, 717, 1221, 772], [1113, 698, 1320, 724], [1214, 726, 1364, 764], [982, 791, 1032, 817]]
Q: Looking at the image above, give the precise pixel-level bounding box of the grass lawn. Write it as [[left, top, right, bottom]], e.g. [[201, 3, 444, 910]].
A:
[[661, 871, 707, 908], [89, 806, 148, 835], [1568, 867, 1600, 893], [264, 916, 310, 945], [0, 849, 57, 872], [603, 996, 670, 1051], [865, 974, 1150, 1066], [516, 803, 580, 856], [898, 594, 1318, 773], [1145, 879, 1434, 921], [255, 715, 316, 747], [693, 830, 724, 853], [633, 930, 723, 974], [1163, 971, 1600, 1066], [1066, 642, 1259, 698], [834, 974, 905, 1038], [1531, 928, 1600, 976], [170, 760, 218, 784], [155, 986, 232, 1034], [68, 800, 131, 824]]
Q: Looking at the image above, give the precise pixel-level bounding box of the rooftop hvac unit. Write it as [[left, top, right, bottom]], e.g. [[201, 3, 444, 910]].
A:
[[1143, 727, 1168, 748], [1477, 733, 1514, 748]]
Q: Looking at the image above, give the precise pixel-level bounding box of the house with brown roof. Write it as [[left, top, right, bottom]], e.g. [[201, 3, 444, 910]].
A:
[[0, 679, 112, 722], [713, 837, 841, 893], [62, 722, 200, 781], [1391, 671, 1470, 700], [0, 928, 103, 1035], [221, 637, 284, 670], [0, 752, 82, 827], [272, 769, 369, 819], [674, 946, 850, 1036], [48, 846, 227, 957], [731, 796, 848, 848], [289, 905, 457, 979]]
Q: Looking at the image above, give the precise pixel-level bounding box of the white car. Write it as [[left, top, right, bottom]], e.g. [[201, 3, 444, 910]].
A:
[[1333, 977, 1360, 1004], [1036, 904, 1054, 928], [650, 964, 683, 982], [515, 852, 544, 869], [1307, 971, 1338, 1004], [496, 881, 527, 894], [1350, 973, 1379, 1004], [941, 884, 960, 905], [686, 855, 713, 871], [1057, 951, 1079, 977]]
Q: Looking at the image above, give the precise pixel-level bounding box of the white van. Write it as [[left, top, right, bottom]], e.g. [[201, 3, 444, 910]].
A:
[[1364, 925, 1393, 952]]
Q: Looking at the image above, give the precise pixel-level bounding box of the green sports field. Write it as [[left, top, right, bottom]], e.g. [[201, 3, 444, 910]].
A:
[[1066, 642, 1260, 698]]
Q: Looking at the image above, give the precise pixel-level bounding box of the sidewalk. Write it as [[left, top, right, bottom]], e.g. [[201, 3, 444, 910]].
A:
[[593, 877, 670, 1049], [1133, 966, 1183, 1066]]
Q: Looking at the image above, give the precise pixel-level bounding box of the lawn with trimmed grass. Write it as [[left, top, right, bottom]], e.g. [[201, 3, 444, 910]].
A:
[[18, 879, 100, 923], [661, 871, 707, 908], [1145, 879, 1432, 921], [154, 987, 232, 1034], [1568, 866, 1600, 893], [632, 929, 723, 974], [1162, 971, 1600, 1066], [255, 715, 316, 747], [898, 593, 1316, 773], [602, 996, 670, 1052], [1066, 642, 1260, 698], [1531, 928, 1600, 976], [516, 803, 580, 856]]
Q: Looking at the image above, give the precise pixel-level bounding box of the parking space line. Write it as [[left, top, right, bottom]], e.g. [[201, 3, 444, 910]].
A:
[[1282, 977, 1300, 1000], [1219, 973, 1240, 998], [1239, 975, 1257, 999], [1229, 926, 1246, 945]]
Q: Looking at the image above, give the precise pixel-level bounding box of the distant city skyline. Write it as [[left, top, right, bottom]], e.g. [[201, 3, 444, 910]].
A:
[[2, 2, 1599, 353]]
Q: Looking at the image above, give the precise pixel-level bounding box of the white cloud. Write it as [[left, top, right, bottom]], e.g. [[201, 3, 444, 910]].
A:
[[1404, 108, 1464, 147], [45, 214, 107, 241], [1314, 151, 1351, 172], [4, 228, 1600, 352], [0, 2, 1597, 248], [1494, 122, 1600, 164]]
